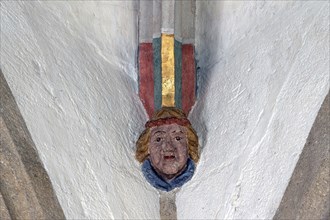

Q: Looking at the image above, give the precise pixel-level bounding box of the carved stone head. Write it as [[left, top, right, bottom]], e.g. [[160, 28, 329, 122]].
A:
[[136, 107, 199, 190]]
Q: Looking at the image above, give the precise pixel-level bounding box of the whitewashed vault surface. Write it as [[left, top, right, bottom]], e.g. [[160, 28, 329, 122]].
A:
[[178, 1, 329, 219], [1, 1, 159, 219], [1, 1, 329, 220]]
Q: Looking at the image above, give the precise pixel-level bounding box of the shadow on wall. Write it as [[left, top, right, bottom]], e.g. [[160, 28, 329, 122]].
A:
[[190, 1, 224, 152]]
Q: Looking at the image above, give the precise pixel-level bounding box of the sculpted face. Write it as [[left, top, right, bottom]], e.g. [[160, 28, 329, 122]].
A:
[[149, 124, 188, 181]]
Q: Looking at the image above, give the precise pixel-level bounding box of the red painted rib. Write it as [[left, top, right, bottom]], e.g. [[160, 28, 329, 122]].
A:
[[139, 43, 154, 118], [182, 44, 196, 115]]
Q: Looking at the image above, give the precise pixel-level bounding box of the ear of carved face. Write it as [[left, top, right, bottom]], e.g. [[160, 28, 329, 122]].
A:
[[149, 123, 188, 181]]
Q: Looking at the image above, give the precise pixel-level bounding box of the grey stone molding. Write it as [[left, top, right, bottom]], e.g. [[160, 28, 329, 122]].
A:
[[274, 92, 329, 219], [0, 69, 65, 219], [160, 189, 177, 220]]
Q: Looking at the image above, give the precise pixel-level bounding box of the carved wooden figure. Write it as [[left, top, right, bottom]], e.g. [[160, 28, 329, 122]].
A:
[[137, 1, 197, 218], [136, 107, 199, 191], [137, 0, 197, 194]]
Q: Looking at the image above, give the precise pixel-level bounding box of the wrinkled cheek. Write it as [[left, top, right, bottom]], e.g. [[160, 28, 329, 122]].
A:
[[173, 153, 188, 171], [149, 148, 163, 165], [177, 151, 187, 158], [177, 148, 188, 161]]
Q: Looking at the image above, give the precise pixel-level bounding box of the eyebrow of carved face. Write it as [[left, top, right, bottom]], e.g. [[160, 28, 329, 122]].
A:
[[151, 124, 187, 136], [171, 130, 184, 134], [152, 130, 166, 136]]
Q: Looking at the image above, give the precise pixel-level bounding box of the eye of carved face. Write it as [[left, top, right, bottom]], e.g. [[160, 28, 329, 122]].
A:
[[149, 123, 188, 181]]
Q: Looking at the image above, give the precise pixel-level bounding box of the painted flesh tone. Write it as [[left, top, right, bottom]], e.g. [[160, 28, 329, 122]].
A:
[[149, 124, 188, 181]]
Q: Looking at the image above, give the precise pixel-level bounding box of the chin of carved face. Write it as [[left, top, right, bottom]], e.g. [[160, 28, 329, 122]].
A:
[[149, 124, 188, 179]]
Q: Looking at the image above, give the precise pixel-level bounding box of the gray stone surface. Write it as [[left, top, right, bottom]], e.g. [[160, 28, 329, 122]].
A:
[[0, 191, 10, 220], [160, 190, 177, 220], [0, 69, 65, 219], [274, 92, 330, 220]]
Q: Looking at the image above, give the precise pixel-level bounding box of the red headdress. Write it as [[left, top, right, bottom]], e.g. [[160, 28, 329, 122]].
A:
[[145, 117, 191, 128]]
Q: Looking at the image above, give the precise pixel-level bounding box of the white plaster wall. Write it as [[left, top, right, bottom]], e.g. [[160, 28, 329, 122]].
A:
[[2, 1, 329, 219], [178, 1, 329, 219], [1, 1, 160, 219]]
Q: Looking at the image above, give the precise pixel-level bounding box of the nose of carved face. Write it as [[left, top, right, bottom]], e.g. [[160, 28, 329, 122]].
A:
[[163, 141, 176, 160]]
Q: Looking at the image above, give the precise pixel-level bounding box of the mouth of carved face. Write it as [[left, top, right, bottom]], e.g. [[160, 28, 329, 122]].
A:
[[164, 155, 175, 160]]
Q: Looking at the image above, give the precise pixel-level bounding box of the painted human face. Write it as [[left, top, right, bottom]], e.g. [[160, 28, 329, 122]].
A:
[[149, 124, 188, 180]]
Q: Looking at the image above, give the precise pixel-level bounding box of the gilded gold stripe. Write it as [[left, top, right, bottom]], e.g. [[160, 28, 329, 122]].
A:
[[161, 34, 175, 107]]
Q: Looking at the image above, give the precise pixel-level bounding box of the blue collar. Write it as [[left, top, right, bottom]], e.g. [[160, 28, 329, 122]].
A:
[[142, 158, 195, 192]]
